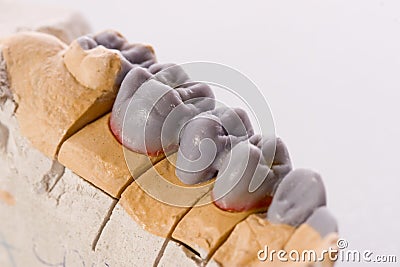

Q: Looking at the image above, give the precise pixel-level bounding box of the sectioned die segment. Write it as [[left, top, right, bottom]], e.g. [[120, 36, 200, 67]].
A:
[[2, 32, 118, 158], [58, 113, 163, 198], [172, 192, 252, 260], [120, 154, 212, 238], [212, 214, 295, 266]]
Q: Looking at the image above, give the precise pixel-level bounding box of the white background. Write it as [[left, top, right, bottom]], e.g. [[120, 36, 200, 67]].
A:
[[11, 0, 400, 265]]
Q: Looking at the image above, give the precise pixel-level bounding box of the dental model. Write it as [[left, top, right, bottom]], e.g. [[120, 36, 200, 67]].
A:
[[0, 9, 339, 267]]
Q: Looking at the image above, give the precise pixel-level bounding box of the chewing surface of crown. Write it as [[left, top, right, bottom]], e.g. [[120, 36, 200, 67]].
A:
[[1, 32, 122, 158]]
